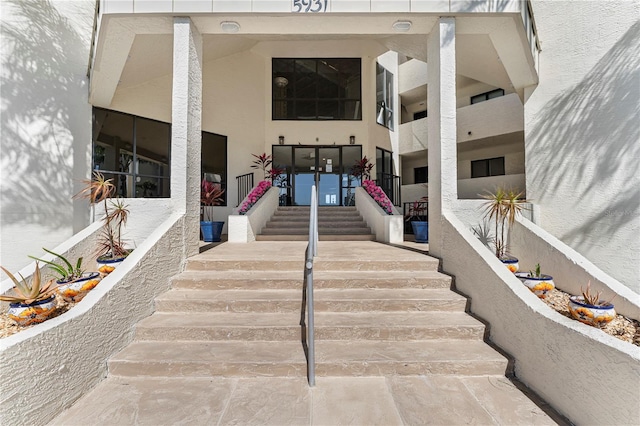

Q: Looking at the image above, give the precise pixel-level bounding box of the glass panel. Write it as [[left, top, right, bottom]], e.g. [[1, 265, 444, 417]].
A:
[[319, 174, 340, 206], [342, 100, 361, 120], [272, 58, 294, 99], [296, 101, 316, 119], [295, 59, 317, 99], [135, 117, 170, 177], [487, 89, 504, 100], [318, 101, 339, 119], [202, 132, 227, 205], [471, 160, 489, 178], [272, 146, 292, 204], [135, 176, 169, 198], [273, 100, 294, 120], [490, 157, 505, 176], [94, 110, 133, 173], [317, 60, 339, 98]]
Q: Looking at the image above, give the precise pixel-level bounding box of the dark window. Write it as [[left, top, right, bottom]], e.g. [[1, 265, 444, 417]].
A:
[[93, 108, 170, 198], [376, 147, 394, 176], [272, 58, 361, 120], [471, 157, 505, 178], [201, 132, 227, 206], [414, 166, 428, 184], [413, 110, 427, 120], [470, 88, 505, 105], [376, 63, 394, 130]]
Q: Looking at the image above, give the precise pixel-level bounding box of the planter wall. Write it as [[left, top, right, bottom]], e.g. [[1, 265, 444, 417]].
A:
[[440, 211, 640, 425], [0, 213, 185, 425]]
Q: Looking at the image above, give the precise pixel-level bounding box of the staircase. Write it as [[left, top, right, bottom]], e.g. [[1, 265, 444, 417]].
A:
[[256, 206, 375, 241], [108, 241, 508, 378]]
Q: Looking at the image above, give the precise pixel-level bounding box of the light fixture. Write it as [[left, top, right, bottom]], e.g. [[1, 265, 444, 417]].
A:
[[274, 76, 289, 88], [220, 21, 240, 33], [349, 135, 355, 145], [279, 135, 285, 145], [392, 20, 412, 32]]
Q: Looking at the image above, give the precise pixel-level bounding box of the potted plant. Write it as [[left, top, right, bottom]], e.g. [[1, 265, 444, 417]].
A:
[[0, 262, 58, 326], [405, 196, 429, 243], [251, 153, 273, 180], [200, 178, 225, 242], [74, 172, 132, 275], [29, 248, 101, 303], [569, 281, 616, 328], [481, 187, 527, 272], [515, 263, 555, 299]]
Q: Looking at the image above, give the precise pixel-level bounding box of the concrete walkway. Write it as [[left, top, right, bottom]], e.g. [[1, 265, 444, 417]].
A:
[[50, 375, 561, 425]]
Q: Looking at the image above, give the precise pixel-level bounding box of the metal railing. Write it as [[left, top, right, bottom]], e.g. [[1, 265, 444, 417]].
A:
[[375, 172, 402, 206], [301, 184, 318, 386], [235, 172, 254, 207]]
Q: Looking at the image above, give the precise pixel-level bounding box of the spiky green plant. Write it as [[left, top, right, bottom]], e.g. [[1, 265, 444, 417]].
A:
[[529, 263, 542, 278], [481, 187, 526, 259], [29, 248, 83, 282], [0, 263, 58, 305]]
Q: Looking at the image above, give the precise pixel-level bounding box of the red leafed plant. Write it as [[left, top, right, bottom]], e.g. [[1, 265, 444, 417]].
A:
[[201, 179, 225, 221]]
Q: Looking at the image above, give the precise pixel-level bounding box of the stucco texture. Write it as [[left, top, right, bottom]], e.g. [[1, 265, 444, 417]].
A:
[[525, 1, 640, 291]]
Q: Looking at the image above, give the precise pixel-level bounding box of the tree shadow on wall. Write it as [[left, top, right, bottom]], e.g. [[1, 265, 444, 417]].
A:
[[527, 22, 640, 248], [1, 0, 93, 229]]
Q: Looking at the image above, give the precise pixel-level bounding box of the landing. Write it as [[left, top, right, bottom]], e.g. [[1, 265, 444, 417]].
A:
[[50, 376, 561, 425]]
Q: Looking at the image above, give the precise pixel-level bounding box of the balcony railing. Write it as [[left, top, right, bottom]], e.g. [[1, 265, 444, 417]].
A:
[[375, 173, 401, 207], [235, 172, 254, 207]]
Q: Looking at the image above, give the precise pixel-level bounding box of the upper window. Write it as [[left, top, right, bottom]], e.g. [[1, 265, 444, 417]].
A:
[[414, 166, 428, 184], [376, 63, 394, 130], [272, 58, 362, 120], [471, 157, 505, 178], [470, 88, 505, 105], [93, 108, 170, 198]]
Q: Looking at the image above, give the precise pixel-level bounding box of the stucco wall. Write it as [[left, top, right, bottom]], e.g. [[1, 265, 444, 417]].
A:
[[525, 1, 640, 291], [0, 0, 95, 273], [0, 213, 186, 425], [441, 210, 640, 425]]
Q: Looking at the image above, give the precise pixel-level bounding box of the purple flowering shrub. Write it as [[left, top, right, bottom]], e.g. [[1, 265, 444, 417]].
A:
[[362, 180, 394, 215], [238, 180, 272, 215]]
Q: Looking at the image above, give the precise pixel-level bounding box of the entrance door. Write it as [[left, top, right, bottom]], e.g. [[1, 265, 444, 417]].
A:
[[273, 145, 362, 206]]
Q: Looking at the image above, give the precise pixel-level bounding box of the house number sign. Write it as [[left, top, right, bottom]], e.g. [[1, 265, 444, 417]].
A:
[[292, 0, 328, 13]]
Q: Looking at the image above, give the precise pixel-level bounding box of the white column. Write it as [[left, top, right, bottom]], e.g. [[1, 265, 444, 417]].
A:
[[427, 17, 457, 258], [171, 17, 202, 258]]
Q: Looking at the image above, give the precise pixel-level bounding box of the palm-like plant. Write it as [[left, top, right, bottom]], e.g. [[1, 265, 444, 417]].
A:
[[201, 179, 225, 221], [0, 262, 57, 305], [350, 157, 374, 181], [75, 171, 131, 260], [251, 153, 273, 180], [481, 187, 526, 259]]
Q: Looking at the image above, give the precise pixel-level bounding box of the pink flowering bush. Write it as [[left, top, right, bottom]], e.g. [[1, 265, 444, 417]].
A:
[[362, 180, 394, 215], [238, 180, 272, 215]]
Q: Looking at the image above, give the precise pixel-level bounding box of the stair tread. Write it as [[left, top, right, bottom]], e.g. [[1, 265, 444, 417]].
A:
[[173, 270, 450, 281], [137, 311, 484, 328], [157, 288, 464, 302], [111, 340, 505, 363]]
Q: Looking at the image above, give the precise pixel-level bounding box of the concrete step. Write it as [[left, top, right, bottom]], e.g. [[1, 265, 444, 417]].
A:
[[134, 311, 486, 342], [264, 221, 369, 229], [269, 215, 364, 222], [108, 340, 508, 378], [186, 242, 439, 272], [277, 206, 358, 212], [171, 270, 451, 290], [256, 234, 376, 241], [155, 288, 467, 313], [261, 227, 372, 235]]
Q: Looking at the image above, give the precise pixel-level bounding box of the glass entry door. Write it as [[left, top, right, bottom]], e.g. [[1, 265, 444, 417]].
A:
[[272, 145, 362, 206]]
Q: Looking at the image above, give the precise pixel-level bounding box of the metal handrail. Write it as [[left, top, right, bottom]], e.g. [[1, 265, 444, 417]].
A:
[[303, 184, 318, 386], [235, 172, 254, 207]]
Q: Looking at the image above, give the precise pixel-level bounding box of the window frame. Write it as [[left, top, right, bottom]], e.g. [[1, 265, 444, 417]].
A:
[[470, 88, 505, 105], [92, 107, 171, 198], [376, 63, 394, 130], [272, 58, 362, 121], [470, 157, 506, 179]]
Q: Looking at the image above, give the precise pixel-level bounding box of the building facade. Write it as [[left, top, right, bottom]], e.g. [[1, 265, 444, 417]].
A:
[[1, 0, 638, 293]]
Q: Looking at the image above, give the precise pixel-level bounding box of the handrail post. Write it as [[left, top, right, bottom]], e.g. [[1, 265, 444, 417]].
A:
[[305, 184, 318, 386]]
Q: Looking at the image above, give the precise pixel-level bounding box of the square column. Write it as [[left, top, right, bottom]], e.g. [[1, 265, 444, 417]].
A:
[[427, 17, 457, 259], [171, 17, 202, 258]]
